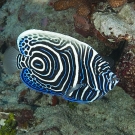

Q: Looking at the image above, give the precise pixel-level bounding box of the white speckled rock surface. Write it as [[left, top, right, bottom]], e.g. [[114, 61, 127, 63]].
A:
[[92, 3, 135, 43]]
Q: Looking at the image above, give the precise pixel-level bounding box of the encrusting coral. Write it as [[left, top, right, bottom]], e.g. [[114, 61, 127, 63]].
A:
[[116, 44, 135, 99], [54, 0, 93, 17], [108, 0, 127, 8]]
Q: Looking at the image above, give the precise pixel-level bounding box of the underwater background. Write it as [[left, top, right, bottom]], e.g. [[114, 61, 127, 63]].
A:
[[0, 0, 135, 134]]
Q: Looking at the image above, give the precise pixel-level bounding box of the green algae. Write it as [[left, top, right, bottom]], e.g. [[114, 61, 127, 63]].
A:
[[68, 102, 78, 109], [45, 6, 53, 13], [0, 113, 17, 135]]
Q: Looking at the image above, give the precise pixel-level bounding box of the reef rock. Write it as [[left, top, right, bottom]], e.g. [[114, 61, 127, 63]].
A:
[[108, 0, 127, 8], [116, 44, 135, 99], [92, 3, 135, 43]]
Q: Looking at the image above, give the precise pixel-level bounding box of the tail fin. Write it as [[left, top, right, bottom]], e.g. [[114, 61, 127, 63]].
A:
[[3, 47, 19, 74]]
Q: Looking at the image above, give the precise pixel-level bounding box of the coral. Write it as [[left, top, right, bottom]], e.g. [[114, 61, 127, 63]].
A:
[[116, 44, 135, 99], [108, 0, 127, 8], [73, 14, 90, 31], [73, 14, 91, 38], [0, 113, 17, 135], [53, 0, 133, 11], [53, 0, 76, 11], [54, 0, 93, 17], [50, 96, 59, 106]]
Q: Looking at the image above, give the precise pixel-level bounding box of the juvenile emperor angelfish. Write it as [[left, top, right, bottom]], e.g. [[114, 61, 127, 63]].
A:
[[3, 29, 119, 103]]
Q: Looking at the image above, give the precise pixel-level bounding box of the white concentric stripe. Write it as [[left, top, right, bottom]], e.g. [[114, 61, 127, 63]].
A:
[[83, 47, 90, 85], [99, 66, 110, 71], [83, 47, 98, 89], [29, 44, 63, 83], [89, 48, 99, 90], [41, 38, 65, 46], [21, 56, 28, 68], [81, 85, 89, 100], [31, 57, 46, 72], [98, 61, 108, 67], [101, 72, 106, 91], [58, 53, 71, 91], [94, 57, 102, 74], [97, 60, 110, 75], [109, 72, 113, 90], [29, 51, 52, 75], [31, 53, 71, 92], [54, 42, 79, 87], [109, 83, 112, 91], [89, 89, 100, 102]]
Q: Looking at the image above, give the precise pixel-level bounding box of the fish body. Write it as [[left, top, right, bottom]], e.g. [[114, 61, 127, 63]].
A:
[[4, 29, 119, 103]]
